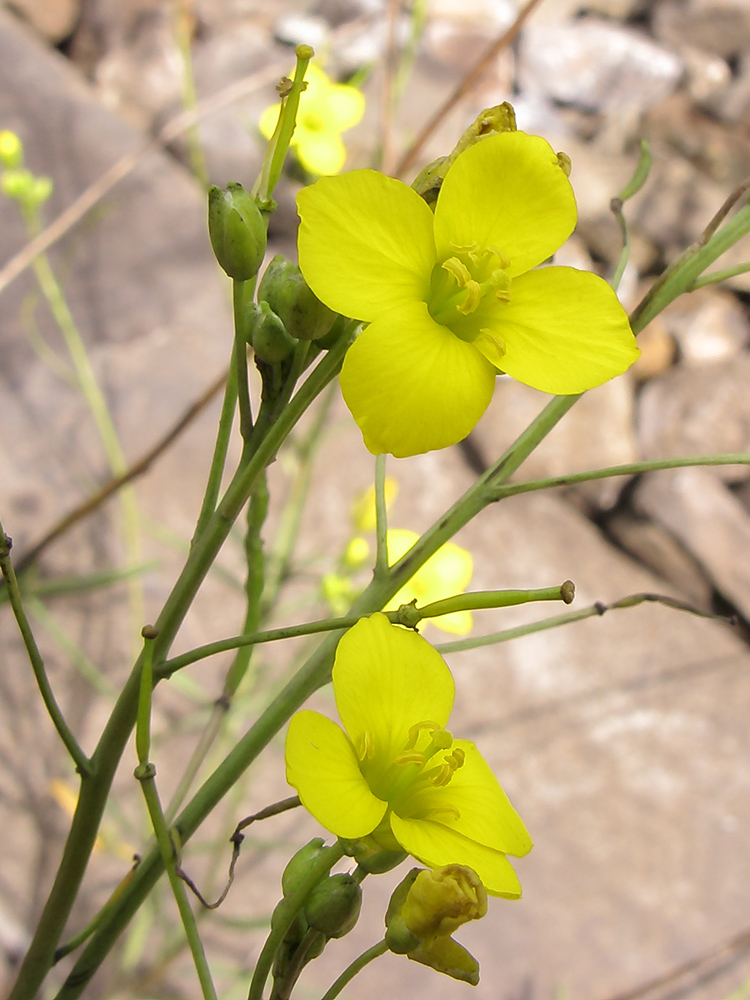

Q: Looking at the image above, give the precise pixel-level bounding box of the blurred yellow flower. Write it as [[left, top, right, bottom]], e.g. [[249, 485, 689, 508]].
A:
[[387, 529, 473, 635], [259, 64, 364, 176]]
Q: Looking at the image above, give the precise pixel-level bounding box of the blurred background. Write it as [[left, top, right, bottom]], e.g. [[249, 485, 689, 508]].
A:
[[1, 0, 750, 998]]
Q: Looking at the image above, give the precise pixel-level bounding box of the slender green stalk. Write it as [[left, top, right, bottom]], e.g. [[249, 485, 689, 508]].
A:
[[319, 940, 389, 1000], [374, 453, 389, 578], [492, 452, 750, 500], [248, 841, 345, 1000], [630, 200, 750, 332], [233, 279, 255, 446], [193, 358, 238, 541], [254, 45, 314, 205], [262, 384, 337, 614], [158, 583, 572, 676], [135, 627, 218, 1000], [610, 139, 652, 292], [689, 261, 750, 290], [0, 518, 90, 775]]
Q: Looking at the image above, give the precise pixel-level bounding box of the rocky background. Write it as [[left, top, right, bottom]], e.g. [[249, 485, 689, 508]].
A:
[[1, 0, 750, 999]]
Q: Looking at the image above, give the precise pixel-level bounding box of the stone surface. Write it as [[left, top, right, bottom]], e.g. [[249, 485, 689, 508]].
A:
[[636, 467, 750, 622], [470, 374, 638, 510], [637, 356, 750, 483], [659, 286, 750, 367], [2, 0, 78, 43], [518, 18, 683, 116]]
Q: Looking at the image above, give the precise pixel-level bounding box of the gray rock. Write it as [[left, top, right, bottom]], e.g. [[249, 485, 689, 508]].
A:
[[659, 287, 750, 367], [1, 0, 78, 43], [518, 18, 683, 116], [471, 374, 638, 510], [654, 0, 750, 59], [636, 466, 750, 621], [637, 356, 750, 482]]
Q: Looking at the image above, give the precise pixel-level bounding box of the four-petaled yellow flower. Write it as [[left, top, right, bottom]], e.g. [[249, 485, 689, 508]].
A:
[[260, 64, 364, 176], [386, 529, 473, 635], [297, 130, 640, 457], [285, 613, 532, 897]]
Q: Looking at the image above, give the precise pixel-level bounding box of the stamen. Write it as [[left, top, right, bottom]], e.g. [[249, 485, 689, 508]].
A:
[[405, 720, 443, 749], [424, 804, 461, 823], [393, 749, 425, 767], [355, 731, 376, 760], [457, 280, 482, 315], [441, 257, 472, 287], [486, 245, 511, 270]]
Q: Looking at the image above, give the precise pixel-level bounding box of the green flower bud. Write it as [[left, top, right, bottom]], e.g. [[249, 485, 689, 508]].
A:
[[304, 873, 362, 939], [314, 313, 350, 351], [1, 168, 34, 202], [258, 254, 336, 340], [248, 301, 297, 363], [340, 834, 407, 874], [281, 838, 327, 897], [208, 182, 267, 280]]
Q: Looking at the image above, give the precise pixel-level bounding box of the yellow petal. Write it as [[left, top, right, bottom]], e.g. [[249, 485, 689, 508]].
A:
[[286, 710, 387, 838], [296, 132, 347, 175], [259, 102, 282, 141], [339, 301, 496, 457], [326, 84, 365, 131], [488, 266, 640, 394], [297, 172, 436, 322], [434, 131, 577, 278], [333, 614, 454, 778], [391, 815, 523, 898]]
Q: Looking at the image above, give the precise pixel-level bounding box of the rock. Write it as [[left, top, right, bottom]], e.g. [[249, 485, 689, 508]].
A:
[[659, 287, 750, 367], [470, 374, 638, 511], [653, 0, 750, 60], [635, 467, 750, 621], [517, 18, 683, 117], [604, 509, 713, 608], [630, 315, 677, 381], [637, 356, 750, 483], [1, 0, 78, 43], [680, 45, 732, 104]]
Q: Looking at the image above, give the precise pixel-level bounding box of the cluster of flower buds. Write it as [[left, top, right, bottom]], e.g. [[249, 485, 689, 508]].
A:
[[272, 839, 364, 989], [0, 130, 53, 215], [385, 865, 488, 985]]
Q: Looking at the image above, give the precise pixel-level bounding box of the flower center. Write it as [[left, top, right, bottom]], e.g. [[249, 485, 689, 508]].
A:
[[427, 244, 511, 346], [360, 720, 466, 824]]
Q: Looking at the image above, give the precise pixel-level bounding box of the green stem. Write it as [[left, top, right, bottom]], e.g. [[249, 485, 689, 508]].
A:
[[374, 453, 389, 579], [610, 139, 652, 292], [436, 591, 723, 654], [689, 261, 750, 289], [136, 625, 217, 999], [159, 583, 574, 675], [173, 0, 209, 190], [630, 200, 750, 332], [319, 940, 389, 1000], [0, 518, 90, 775], [233, 279, 255, 446], [492, 451, 750, 500], [248, 841, 345, 1000], [193, 360, 238, 541]]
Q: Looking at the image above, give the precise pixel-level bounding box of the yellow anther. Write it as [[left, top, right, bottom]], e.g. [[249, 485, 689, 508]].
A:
[[426, 763, 454, 786], [441, 256, 472, 288], [355, 731, 376, 760], [405, 720, 442, 749], [393, 749, 426, 767], [457, 280, 481, 315], [449, 747, 465, 769], [486, 245, 511, 270]]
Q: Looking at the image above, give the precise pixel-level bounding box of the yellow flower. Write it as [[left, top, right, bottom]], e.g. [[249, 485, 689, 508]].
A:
[[386, 528, 473, 635], [386, 865, 488, 985], [285, 614, 531, 897], [260, 64, 364, 176], [297, 130, 640, 457]]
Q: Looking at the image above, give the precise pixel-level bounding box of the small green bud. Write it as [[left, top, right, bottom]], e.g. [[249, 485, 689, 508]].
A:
[[281, 838, 327, 897], [248, 301, 297, 363], [304, 873, 362, 939], [340, 835, 407, 874], [208, 182, 267, 280], [315, 313, 350, 351], [258, 254, 336, 340], [1, 168, 33, 202], [0, 130, 23, 169]]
